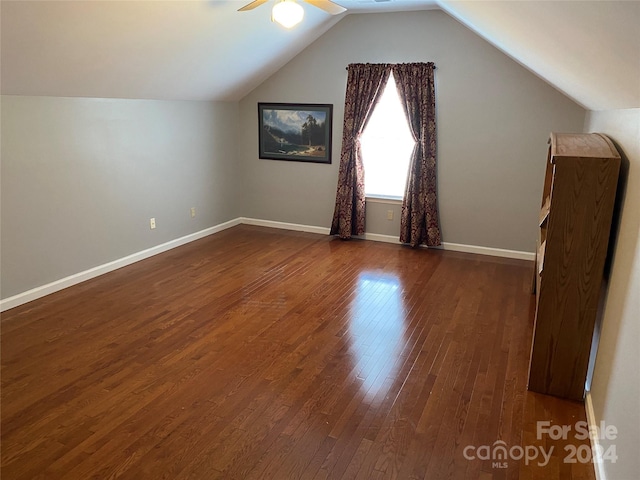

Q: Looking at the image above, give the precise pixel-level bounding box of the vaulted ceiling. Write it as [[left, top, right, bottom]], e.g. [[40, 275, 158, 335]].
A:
[[440, 0, 640, 110], [1, 0, 639, 110]]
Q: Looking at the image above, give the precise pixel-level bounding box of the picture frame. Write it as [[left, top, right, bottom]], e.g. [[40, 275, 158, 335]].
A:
[[258, 103, 333, 164]]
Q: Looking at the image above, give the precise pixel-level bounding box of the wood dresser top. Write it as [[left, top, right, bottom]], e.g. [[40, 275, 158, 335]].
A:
[[550, 132, 621, 159]]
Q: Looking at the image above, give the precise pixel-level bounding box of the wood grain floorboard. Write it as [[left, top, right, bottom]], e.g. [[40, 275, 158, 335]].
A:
[[1, 225, 596, 479]]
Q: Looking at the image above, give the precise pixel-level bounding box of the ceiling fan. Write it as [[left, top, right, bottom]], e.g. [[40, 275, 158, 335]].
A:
[[238, 0, 347, 16], [239, 0, 347, 28]]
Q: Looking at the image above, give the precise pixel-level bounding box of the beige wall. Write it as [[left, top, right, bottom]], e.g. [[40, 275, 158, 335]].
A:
[[1, 96, 240, 299], [238, 10, 586, 251], [584, 108, 640, 480]]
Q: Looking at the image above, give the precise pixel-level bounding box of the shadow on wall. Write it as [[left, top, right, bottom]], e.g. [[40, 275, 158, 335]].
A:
[[586, 138, 633, 392]]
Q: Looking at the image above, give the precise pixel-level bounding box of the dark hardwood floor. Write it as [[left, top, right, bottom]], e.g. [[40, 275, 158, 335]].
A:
[[1, 225, 595, 479]]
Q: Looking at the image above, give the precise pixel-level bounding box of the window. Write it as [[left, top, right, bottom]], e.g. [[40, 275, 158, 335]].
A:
[[360, 75, 415, 199]]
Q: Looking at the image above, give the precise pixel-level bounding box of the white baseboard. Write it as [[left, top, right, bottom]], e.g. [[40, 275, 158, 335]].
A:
[[1, 217, 534, 312], [0, 218, 241, 312], [240, 217, 331, 235], [585, 392, 607, 480], [439, 241, 535, 261], [361, 232, 400, 244], [345, 230, 534, 261]]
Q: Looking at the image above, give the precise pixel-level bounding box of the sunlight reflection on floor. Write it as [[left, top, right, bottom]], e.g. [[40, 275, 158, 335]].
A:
[[348, 272, 407, 402]]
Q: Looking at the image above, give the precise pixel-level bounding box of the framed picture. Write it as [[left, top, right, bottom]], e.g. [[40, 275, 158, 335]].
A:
[[258, 103, 333, 164]]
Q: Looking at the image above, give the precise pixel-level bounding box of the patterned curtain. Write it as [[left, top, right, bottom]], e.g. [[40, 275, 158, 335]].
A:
[[330, 63, 391, 238], [393, 63, 441, 247]]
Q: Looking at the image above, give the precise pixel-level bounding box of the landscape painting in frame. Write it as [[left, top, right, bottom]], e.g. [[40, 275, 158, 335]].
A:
[[258, 103, 332, 164]]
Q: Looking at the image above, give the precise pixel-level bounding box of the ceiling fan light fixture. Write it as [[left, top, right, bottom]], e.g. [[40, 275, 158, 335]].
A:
[[272, 0, 305, 29]]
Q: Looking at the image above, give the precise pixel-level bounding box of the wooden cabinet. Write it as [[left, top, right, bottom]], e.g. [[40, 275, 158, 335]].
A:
[[528, 132, 620, 401]]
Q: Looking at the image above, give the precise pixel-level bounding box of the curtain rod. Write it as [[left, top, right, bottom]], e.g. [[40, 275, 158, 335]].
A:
[[345, 63, 436, 70]]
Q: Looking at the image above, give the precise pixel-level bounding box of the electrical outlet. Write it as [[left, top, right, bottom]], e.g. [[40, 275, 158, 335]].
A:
[[387, 210, 394, 221], [150, 218, 156, 229], [190, 207, 196, 218]]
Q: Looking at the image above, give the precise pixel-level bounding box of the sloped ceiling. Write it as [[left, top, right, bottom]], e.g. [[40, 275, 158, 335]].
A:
[[1, 0, 638, 110], [438, 0, 640, 111], [0, 0, 337, 101]]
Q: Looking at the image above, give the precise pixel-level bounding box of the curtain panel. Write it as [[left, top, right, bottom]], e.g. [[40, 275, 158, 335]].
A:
[[330, 63, 391, 238], [393, 62, 441, 247]]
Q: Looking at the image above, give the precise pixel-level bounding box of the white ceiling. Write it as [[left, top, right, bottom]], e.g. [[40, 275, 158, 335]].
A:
[[439, 0, 640, 111], [1, 0, 639, 110]]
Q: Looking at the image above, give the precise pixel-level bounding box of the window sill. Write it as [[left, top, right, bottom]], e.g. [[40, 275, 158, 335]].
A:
[[366, 196, 403, 205]]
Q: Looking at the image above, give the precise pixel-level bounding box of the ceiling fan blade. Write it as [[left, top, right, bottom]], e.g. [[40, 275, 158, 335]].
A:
[[238, 0, 270, 12], [304, 0, 347, 15]]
